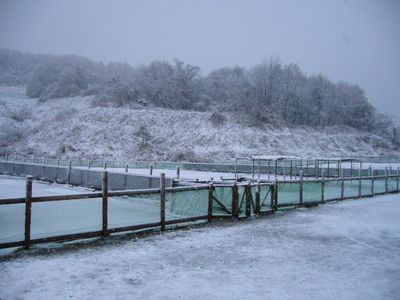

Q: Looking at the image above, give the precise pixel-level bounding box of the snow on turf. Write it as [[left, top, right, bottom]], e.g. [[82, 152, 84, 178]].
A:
[[1, 194, 399, 300]]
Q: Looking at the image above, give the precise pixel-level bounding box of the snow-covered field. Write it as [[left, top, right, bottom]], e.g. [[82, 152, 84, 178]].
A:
[[1, 86, 399, 161], [1, 194, 399, 299]]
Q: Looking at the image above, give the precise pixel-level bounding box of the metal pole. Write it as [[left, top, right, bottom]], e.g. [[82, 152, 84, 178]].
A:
[[341, 169, 344, 200], [321, 170, 325, 203], [160, 173, 166, 231], [24, 176, 33, 250], [102, 171, 109, 237], [299, 170, 304, 205]]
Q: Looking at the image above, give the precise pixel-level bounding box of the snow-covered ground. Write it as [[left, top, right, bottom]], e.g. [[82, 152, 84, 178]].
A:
[[1, 86, 399, 161], [1, 194, 399, 299]]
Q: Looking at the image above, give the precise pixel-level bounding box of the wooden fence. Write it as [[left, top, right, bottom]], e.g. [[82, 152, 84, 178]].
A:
[[0, 169, 399, 250]]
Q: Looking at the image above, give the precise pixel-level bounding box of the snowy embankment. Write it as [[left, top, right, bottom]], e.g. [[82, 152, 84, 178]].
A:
[[1, 194, 399, 299], [1, 86, 399, 161]]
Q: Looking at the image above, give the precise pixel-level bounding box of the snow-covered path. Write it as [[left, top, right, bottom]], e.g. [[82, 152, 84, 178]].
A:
[[1, 195, 400, 300]]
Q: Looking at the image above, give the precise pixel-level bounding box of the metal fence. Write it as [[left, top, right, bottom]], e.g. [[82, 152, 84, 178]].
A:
[[0, 161, 172, 190]]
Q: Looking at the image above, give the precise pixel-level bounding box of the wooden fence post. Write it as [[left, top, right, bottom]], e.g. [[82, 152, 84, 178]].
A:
[[385, 167, 388, 193], [245, 182, 251, 217], [232, 182, 239, 218], [321, 170, 325, 203], [299, 171, 304, 206], [255, 181, 261, 215], [160, 173, 166, 231], [102, 171, 109, 237], [371, 169, 375, 196], [67, 160, 72, 184], [341, 169, 344, 200], [24, 176, 33, 249], [208, 183, 213, 222]]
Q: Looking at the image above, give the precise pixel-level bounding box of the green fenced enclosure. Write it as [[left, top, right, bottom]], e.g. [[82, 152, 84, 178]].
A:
[[4, 155, 399, 180], [0, 169, 399, 250]]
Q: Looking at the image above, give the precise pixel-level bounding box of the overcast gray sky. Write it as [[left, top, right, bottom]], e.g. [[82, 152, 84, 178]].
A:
[[0, 0, 399, 120]]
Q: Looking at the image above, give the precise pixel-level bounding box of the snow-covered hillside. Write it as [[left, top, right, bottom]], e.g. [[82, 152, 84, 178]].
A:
[[0, 86, 399, 161]]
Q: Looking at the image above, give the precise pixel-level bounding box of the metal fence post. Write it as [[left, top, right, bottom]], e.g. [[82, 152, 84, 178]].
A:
[[208, 183, 213, 222], [385, 167, 388, 193], [67, 160, 72, 184], [176, 166, 180, 179], [341, 169, 344, 200], [102, 171, 109, 237], [299, 171, 304, 205], [290, 161, 293, 180], [24, 176, 33, 249], [88, 161, 91, 169], [103, 161, 107, 170], [160, 173, 166, 231], [397, 167, 399, 193], [125, 164, 129, 173], [150, 164, 153, 175]]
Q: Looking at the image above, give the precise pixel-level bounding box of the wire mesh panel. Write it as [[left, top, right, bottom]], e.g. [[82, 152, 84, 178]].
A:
[[374, 178, 386, 194], [277, 182, 300, 206], [44, 166, 58, 182], [108, 173, 126, 190], [213, 186, 232, 216], [388, 176, 398, 192], [86, 171, 102, 189], [0, 203, 25, 244], [324, 180, 342, 201], [303, 182, 322, 203], [258, 184, 273, 212], [14, 163, 25, 176], [237, 185, 247, 217], [166, 189, 209, 220], [69, 168, 83, 186], [361, 178, 372, 196], [56, 167, 69, 184], [108, 194, 161, 229], [31, 198, 102, 239], [343, 179, 359, 198]]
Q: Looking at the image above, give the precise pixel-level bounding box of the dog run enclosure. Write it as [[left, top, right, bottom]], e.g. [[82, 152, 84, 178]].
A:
[[0, 157, 399, 250]]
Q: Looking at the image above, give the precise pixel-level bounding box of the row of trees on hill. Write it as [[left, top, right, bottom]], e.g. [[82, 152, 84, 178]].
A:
[[0, 48, 397, 143]]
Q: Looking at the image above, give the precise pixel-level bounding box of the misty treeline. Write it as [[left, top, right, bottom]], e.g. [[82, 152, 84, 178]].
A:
[[0, 48, 398, 142]]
